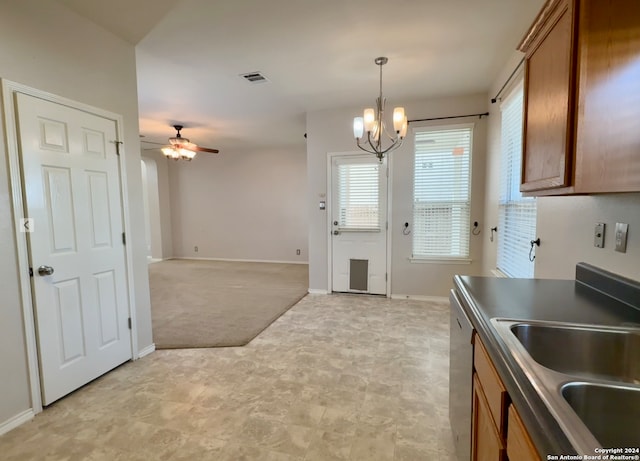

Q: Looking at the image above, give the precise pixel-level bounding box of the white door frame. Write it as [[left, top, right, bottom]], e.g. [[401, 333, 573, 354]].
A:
[[1, 80, 139, 414], [326, 151, 393, 297]]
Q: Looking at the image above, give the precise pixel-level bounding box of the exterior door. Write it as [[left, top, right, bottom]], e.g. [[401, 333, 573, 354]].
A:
[[330, 154, 387, 295], [16, 93, 132, 405]]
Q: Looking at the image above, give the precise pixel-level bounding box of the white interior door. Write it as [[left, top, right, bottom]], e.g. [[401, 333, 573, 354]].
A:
[[330, 154, 387, 295], [16, 93, 132, 405]]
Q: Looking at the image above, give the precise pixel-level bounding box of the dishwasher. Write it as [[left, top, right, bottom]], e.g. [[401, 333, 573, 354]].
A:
[[449, 288, 474, 461]]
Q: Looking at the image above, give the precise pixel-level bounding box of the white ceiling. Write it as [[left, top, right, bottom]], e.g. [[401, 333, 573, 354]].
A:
[[58, 0, 545, 153]]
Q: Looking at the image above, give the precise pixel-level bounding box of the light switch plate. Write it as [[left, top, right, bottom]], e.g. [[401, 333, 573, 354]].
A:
[[594, 223, 605, 248], [615, 222, 629, 253]]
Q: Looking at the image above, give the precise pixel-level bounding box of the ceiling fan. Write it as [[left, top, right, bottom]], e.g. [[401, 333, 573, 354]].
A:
[[146, 125, 219, 161]]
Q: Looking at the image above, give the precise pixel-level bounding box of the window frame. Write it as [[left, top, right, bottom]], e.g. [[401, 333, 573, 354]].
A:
[[496, 80, 537, 278], [410, 122, 474, 264]]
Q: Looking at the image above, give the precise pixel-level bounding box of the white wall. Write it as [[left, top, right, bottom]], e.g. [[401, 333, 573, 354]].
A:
[[306, 94, 488, 297], [0, 0, 152, 427], [535, 194, 640, 280], [141, 152, 173, 259], [141, 156, 165, 259], [168, 145, 308, 263], [483, 53, 640, 282]]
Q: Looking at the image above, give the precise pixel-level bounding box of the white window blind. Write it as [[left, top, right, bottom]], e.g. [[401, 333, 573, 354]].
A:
[[337, 162, 380, 230], [412, 125, 472, 259], [497, 83, 537, 278]]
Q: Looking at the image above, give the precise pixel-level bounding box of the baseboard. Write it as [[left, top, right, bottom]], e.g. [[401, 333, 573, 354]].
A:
[[147, 258, 165, 264], [307, 289, 329, 295], [138, 343, 155, 359], [390, 294, 449, 302], [172, 257, 309, 265], [0, 409, 34, 436]]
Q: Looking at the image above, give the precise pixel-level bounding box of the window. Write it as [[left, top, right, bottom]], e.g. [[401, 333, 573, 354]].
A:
[[337, 162, 380, 230], [412, 125, 473, 260], [497, 83, 537, 278]]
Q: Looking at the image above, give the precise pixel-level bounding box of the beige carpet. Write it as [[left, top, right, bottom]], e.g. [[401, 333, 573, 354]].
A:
[[149, 259, 308, 348]]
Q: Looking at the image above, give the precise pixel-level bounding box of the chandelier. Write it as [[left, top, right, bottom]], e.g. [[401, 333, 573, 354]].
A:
[[353, 57, 408, 161]]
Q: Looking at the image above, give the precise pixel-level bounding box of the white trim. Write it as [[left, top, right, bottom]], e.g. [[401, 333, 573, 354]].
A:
[[491, 269, 508, 278], [385, 152, 393, 298], [137, 343, 156, 359], [1, 79, 137, 409], [409, 258, 472, 265], [0, 409, 34, 436], [1, 80, 43, 414], [390, 294, 449, 303], [307, 289, 329, 295], [171, 257, 309, 265], [113, 111, 139, 361]]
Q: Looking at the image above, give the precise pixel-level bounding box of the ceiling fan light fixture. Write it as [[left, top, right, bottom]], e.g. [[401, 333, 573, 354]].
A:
[[159, 125, 219, 161], [161, 146, 179, 159], [179, 148, 196, 160], [161, 145, 196, 161]]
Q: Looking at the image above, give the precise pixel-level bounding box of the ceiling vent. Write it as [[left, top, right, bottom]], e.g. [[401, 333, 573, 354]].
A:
[[240, 72, 269, 84]]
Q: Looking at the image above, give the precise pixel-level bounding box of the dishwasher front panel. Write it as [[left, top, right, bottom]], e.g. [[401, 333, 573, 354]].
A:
[[449, 289, 474, 461]]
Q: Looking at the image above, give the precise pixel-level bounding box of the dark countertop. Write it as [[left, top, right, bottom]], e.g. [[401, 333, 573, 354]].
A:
[[453, 271, 640, 458]]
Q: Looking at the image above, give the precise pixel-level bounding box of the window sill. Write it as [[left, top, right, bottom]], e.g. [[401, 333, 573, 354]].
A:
[[409, 258, 472, 265]]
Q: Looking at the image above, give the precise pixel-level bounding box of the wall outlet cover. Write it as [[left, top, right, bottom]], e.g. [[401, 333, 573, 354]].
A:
[[615, 223, 629, 253], [594, 222, 605, 248]]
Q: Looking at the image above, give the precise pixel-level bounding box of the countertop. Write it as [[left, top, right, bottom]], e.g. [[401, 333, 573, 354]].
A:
[[453, 268, 640, 458]]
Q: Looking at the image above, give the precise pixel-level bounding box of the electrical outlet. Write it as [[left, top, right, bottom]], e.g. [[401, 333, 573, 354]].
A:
[[594, 223, 605, 248], [194, 246, 199, 252], [615, 223, 629, 253], [296, 249, 301, 255]]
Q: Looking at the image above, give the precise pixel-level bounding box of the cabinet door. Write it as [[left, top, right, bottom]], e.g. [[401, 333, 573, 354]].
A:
[[574, 0, 640, 193], [507, 404, 541, 461], [521, 0, 576, 193], [472, 374, 506, 461]]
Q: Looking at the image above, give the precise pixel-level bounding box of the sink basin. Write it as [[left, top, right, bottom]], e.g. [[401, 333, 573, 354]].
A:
[[491, 319, 640, 453], [562, 382, 640, 448], [510, 323, 640, 384]]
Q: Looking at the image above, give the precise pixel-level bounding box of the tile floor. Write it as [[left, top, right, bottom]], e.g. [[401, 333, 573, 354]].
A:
[[0, 294, 456, 460]]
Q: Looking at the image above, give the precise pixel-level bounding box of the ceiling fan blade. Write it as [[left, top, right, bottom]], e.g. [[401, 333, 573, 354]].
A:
[[192, 145, 220, 154]]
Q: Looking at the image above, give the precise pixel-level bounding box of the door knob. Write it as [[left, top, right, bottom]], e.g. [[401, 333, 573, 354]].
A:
[[38, 265, 54, 276], [333, 230, 339, 235]]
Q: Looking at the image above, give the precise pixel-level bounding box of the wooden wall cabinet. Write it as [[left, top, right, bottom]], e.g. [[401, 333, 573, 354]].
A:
[[520, 0, 576, 194], [471, 334, 541, 461], [519, 0, 640, 195], [573, 0, 640, 192]]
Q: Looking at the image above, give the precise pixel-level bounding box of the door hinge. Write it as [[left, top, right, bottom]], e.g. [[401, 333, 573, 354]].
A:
[[386, 221, 388, 230], [122, 232, 126, 245], [385, 273, 388, 281], [127, 317, 132, 330], [29, 267, 33, 277]]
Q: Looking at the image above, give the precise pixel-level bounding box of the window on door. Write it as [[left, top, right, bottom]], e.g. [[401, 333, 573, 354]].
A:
[[337, 162, 381, 231], [412, 125, 473, 260], [497, 82, 537, 278]]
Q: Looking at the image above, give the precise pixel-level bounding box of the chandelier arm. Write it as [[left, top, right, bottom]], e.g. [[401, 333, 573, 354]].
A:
[[379, 120, 398, 143]]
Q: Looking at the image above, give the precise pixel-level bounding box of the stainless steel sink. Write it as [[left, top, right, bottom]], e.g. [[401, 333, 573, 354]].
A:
[[510, 323, 640, 384], [491, 319, 640, 454], [562, 382, 640, 448]]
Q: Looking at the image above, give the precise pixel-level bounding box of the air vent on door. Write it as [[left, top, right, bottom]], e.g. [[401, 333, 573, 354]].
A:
[[240, 72, 269, 84]]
